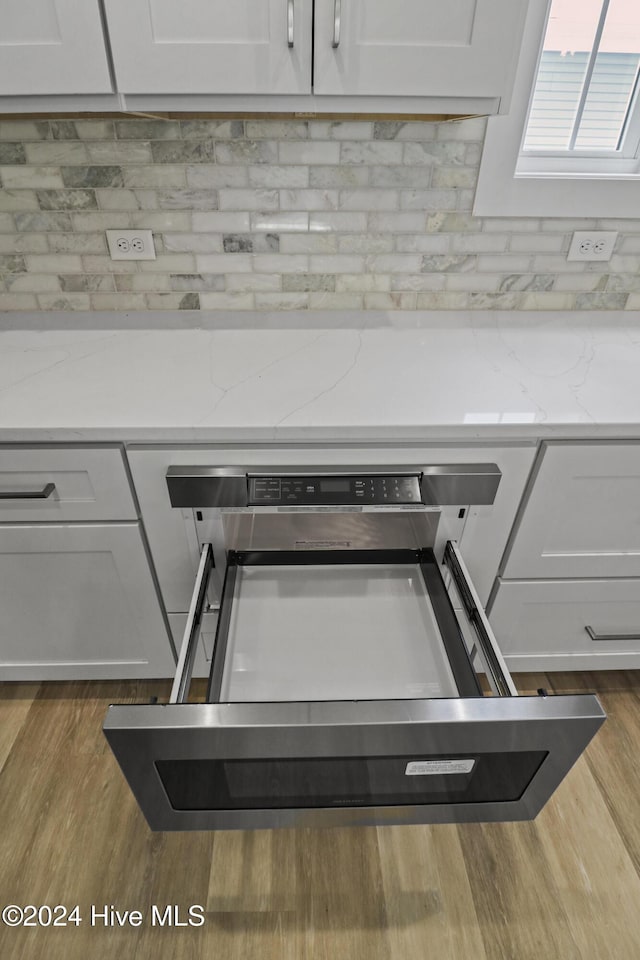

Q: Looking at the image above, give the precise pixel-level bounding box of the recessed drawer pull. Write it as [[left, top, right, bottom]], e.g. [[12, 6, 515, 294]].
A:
[[0, 482, 56, 500], [287, 0, 294, 47], [332, 0, 341, 48], [585, 625, 640, 642]]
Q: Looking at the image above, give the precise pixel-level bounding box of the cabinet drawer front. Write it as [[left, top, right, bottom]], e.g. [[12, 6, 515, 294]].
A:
[[504, 442, 640, 579], [0, 447, 136, 521], [491, 578, 640, 666]]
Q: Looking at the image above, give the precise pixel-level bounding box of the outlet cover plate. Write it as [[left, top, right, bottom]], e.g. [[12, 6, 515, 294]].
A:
[[106, 229, 156, 261], [567, 231, 617, 261]]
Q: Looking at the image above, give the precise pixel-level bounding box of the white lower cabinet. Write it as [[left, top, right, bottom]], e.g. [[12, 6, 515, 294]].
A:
[[489, 578, 640, 672], [0, 523, 175, 681]]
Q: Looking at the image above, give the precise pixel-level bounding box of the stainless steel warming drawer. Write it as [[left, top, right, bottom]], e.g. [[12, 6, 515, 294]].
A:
[[104, 465, 604, 831]]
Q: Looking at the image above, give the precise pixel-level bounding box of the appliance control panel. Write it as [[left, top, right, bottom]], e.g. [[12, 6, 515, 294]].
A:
[[248, 474, 422, 505]]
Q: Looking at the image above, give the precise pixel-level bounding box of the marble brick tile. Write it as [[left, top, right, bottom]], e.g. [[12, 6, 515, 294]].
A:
[[59, 274, 115, 292], [309, 122, 373, 140], [36, 189, 97, 210], [115, 274, 172, 293], [395, 235, 450, 254], [72, 212, 133, 232], [308, 292, 363, 309], [393, 123, 438, 141], [445, 274, 501, 292], [280, 234, 337, 254], [74, 121, 115, 140], [0, 191, 39, 212], [181, 120, 244, 139], [199, 291, 255, 309], [366, 254, 423, 273], [123, 166, 187, 188], [619, 236, 640, 254], [151, 140, 215, 163], [421, 254, 476, 273], [216, 141, 278, 164], [25, 142, 88, 164], [139, 254, 196, 273], [87, 141, 153, 164], [336, 274, 391, 292], [15, 211, 73, 232], [251, 212, 309, 232], [253, 254, 308, 273], [498, 274, 555, 292], [416, 291, 470, 309], [510, 234, 568, 253], [223, 234, 279, 253], [90, 292, 148, 310], [625, 293, 640, 309], [403, 142, 467, 165], [246, 121, 308, 139], [482, 218, 539, 232], [115, 120, 181, 140], [193, 212, 250, 232], [96, 189, 142, 211], [81, 256, 137, 274], [283, 273, 335, 292], [451, 233, 509, 253], [0, 212, 14, 231], [249, 165, 308, 188], [255, 292, 309, 309], [49, 121, 79, 140], [5, 273, 60, 292], [574, 292, 629, 309], [369, 166, 430, 188], [338, 189, 397, 211], [25, 254, 81, 273], [0, 293, 38, 309], [390, 274, 447, 292], [309, 166, 369, 188], [368, 212, 425, 232], [479, 255, 533, 272], [218, 189, 279, 211], [0, 144, 26, 164], [400, 189, 457, 211], [280, 189, 339, 211], [0, 122, 49, 141], [553, 273, 608, 292], [61, 166, 123, 188], [0, 234, 48, 254], [436, 117, 487, 140], [340, 142, 403, 164], [155, 189, 219, 210], [364, 292, 417, 310], [309, 255, 364, 274], [146, 293, 200, 309], [226, 274, 281, 292], [279, 141, 340, 164], [196, 253, 252, 273], [431, 167, 477, 188], [37, 292, 90, 310], [605, 273, 640, 292], [47, 234, 107, 254], [131, 211, 191, 231], [2, 167, 63, 189], [0, 254, 26, 273], [187, 165, 248, 188], [338, 234, 393, 254], [309, 212, 367, 232], [519, 292, 577, 309], [163, 233, 222, 253]]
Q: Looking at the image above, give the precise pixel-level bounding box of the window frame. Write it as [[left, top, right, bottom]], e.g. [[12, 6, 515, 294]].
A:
[[473, 0, 640, 218]]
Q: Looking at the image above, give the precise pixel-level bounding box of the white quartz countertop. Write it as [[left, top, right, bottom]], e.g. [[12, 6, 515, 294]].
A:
[[0, 310, 639, 443]]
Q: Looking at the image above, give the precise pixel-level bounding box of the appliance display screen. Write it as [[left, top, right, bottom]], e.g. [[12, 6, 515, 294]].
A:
[[319, 479, 351, 493]]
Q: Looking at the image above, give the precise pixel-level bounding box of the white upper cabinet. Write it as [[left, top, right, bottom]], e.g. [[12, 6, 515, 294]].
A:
[[104, 0, 313, 94], [313, 0, 527, 101], [0, 0, 112, 95]]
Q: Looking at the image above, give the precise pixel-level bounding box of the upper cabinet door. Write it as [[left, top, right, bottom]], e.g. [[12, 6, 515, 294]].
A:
[[0, 0, 112, 95], [313, 0, 527, 100], [104, 0, 313, 94]]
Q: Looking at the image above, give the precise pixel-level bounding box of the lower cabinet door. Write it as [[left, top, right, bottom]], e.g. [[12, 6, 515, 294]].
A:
[[0, 523, 175, 680], [490, 578, 640, 671]]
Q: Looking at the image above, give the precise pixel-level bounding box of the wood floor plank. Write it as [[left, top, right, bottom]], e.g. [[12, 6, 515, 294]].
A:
[[0, 682, 39, 773], [376, 823, 488, 960], [208, 829, 298, 913]]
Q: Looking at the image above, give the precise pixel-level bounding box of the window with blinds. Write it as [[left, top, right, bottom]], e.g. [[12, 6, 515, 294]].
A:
[[521, 0, 640, 164]]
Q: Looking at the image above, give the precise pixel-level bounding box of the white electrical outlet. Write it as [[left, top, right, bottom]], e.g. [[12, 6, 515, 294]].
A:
[[106, 229, 156, 261], [567, 231, 617, 262]]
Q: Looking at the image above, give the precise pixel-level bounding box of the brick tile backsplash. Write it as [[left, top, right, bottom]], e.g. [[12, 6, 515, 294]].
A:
[[1, 115, 640, 312]]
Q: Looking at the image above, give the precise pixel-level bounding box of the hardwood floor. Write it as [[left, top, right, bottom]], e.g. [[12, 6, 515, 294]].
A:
[[1, 672, 640, 959]]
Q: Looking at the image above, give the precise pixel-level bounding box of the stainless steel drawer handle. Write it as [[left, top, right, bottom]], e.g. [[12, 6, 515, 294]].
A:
[[585, 625, 640, 642], [0, 482, 56, 500], [287, 0, 294, 47], [332, 0, 341, 47]]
